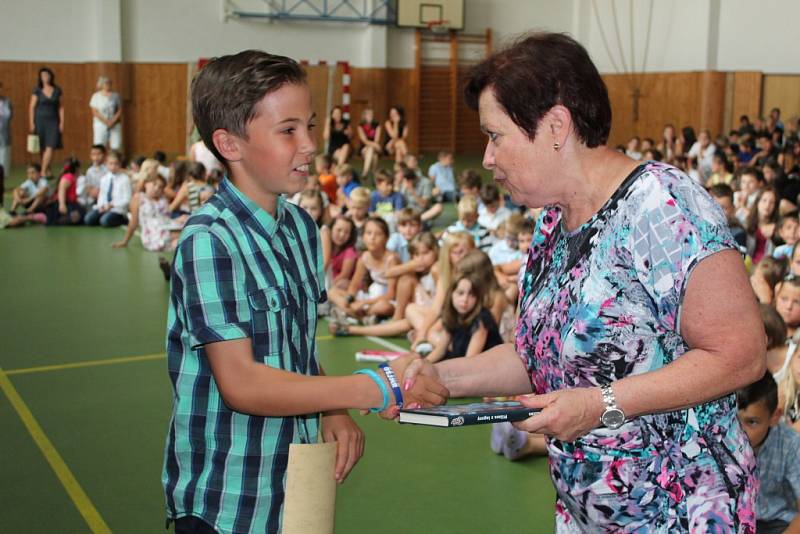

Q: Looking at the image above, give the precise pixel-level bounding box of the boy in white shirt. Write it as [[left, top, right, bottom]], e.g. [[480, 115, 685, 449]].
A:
[[11, 163, 49, 214], [478, 183, 511, 235], [77, 144, 108, 209], [84, 151, 131, 227]]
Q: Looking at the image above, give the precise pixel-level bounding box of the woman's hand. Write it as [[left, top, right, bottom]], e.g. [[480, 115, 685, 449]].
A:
[[378, 355, 448, 419], [321, 409, 364, 483], [513, 387, 605, 442], [111, 240, 128, 249]]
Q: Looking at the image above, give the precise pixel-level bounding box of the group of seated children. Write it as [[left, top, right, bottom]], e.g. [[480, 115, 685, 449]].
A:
[[4, 145, 219, 250]]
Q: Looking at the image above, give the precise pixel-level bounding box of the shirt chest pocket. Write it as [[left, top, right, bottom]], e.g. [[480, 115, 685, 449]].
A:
[[248, 286, 288, 363]]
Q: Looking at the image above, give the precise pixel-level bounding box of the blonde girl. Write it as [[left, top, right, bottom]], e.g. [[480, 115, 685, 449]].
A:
[[779, 347, 800, 432], [298, 189, 332, 269], [411, 231, 475, 348]]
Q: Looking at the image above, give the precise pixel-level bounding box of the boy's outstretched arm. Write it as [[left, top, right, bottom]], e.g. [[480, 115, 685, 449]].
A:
[[206, 339, 447, 416]]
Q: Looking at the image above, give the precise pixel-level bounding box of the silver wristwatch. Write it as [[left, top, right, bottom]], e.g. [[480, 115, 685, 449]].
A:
[[599, 384, 625, 430]]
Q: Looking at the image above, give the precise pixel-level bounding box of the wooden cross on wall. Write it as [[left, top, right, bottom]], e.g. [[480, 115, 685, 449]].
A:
[[631, 86, 642, 122]]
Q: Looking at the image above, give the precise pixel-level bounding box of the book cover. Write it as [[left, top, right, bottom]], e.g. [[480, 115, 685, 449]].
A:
[[354, 350, 404, 363], [399, 401, 540, 427]]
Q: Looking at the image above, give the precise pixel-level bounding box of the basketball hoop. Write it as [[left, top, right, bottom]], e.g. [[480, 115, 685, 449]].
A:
[[426, 19, 450, 34]]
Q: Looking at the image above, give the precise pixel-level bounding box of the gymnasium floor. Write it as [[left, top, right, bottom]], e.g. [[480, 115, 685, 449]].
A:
[[0, 158, 556, 533]]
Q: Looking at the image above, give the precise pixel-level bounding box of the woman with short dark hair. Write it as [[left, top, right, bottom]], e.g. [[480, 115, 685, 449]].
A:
[[397, 32, 764, 532], [28, 67, 64, 177]]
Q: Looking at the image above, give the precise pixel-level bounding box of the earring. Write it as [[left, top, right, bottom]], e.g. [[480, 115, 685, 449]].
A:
[[553, 142, 560, 151]]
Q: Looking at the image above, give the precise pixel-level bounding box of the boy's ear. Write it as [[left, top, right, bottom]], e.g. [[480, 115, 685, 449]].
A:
[[212, 129, 242, 163]]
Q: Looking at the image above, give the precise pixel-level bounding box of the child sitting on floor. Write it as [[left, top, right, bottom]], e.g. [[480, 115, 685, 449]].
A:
[[328, 216, 399, 324], [328, 215, 359, 290], [423, 270, 504, 362], [113, 174, 181, 251], [442, 194, 493, 251]]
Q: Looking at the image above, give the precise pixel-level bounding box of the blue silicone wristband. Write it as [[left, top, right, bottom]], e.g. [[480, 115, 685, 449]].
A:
[[378, 363, 404, 407], [353, 369, 390, 413]]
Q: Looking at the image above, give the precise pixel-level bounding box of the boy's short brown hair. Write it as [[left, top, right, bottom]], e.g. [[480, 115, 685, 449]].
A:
[[191, 50, 306, 166], [396, 207, 422, 226], [374, 169, 393, 185], [480, 182, 501, 204], [458, 169, 482, 191]]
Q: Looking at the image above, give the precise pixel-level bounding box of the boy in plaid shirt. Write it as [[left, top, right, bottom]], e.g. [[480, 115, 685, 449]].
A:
[[162, 50, 447, 534]]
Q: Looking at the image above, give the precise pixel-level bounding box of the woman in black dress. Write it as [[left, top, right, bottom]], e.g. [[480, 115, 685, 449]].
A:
[[28, 67, 64, 177]]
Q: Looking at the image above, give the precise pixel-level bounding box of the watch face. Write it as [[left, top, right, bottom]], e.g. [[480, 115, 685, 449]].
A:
[[602, 408, 625, 429]]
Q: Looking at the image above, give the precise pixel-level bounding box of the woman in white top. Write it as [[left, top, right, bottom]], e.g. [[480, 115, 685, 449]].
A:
[[89, 76, 122, 150]]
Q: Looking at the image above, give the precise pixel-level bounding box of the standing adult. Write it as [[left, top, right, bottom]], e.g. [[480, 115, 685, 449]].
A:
[[89, 76, 123, 151], [397, 32, 765, 532], [28, 67, 63, 177], [0, 81, 12, 180]]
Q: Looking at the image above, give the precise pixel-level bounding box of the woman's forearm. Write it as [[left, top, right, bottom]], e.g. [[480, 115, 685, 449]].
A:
[[613, 347, 763, 419], [436, 343, 532, 398]]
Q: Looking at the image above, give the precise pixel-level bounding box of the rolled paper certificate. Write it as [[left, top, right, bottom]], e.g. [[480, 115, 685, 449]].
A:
[[282, 442, 338, 534]]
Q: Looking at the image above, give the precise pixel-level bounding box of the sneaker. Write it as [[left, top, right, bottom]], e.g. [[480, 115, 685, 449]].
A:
[[415, 342, 433, 357], [328, 308, 351, 336], [490, 422, 512, 454], [361, 315, 378, 326], [502, 426, 529, 461]]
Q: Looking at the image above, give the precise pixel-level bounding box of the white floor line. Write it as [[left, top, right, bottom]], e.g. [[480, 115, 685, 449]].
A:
[[365, 336, 408, 353]]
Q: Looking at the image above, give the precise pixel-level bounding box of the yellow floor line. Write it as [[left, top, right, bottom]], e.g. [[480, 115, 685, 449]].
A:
[[6, 336, 336, 376], [0, 369, 112, 534], [5, 353, 166, 376]]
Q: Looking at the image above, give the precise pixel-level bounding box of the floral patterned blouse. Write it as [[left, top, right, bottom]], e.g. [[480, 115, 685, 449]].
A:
[[515, 162, 757, 533]]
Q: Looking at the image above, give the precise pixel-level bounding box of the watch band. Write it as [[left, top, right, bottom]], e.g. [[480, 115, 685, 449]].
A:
[[600, 384, 617, 409]]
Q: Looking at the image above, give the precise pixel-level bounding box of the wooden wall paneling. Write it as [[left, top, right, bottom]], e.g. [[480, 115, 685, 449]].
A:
[[731, 71, 762, 125], [0, 61, 37, 166], [699, 71, 726, 135], [304, 64, 331, 150], [762, 75, 800, 123], [387, 68, 416, 154], [418, 66, 452, 153], [349, 67, 389, 148], [448, 32, 458, 153], [454, 66, 483, 153], [411, 29, 422, 155], [125, 63, 187, 160], [603, 71, 729, 148]]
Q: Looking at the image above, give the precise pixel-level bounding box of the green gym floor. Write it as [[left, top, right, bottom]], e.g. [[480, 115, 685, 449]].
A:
[[0, 157, 555, 533]]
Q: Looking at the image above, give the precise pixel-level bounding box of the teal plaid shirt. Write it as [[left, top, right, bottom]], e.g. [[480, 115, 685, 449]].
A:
[[162, 178, 325, 533]]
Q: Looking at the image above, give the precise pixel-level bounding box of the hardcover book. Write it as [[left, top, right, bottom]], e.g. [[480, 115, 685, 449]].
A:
[[399, 401, 540, 427]]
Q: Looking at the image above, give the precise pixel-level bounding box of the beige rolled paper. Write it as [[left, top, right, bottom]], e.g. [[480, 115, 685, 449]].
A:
[[282, 442, 337, 534]]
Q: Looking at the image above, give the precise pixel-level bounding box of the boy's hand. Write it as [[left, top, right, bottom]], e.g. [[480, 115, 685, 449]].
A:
[[321, 409, 364, 483], [379, 355, 449, 419]]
